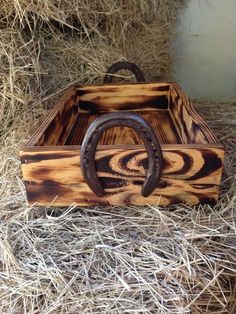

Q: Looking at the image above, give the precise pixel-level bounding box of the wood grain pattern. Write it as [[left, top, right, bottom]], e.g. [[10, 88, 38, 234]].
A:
[[20, 145, 224, 206], [76, 83, 170, 112], [20, 81, 224, 206], [37, 94, 78, 146], [27, 87, 77, 147], [169, 83, 218, 144], [66, 110, 182, 145]]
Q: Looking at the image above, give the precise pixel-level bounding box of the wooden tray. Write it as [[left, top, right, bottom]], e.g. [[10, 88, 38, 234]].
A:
[[20, 62, 224, 206]]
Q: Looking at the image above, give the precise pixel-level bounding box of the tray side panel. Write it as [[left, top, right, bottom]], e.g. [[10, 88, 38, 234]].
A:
[[169, 83, 219, 144], [20, 145, 224, 206], [27, 87, 79, 147], [76, 83, 170, 112]]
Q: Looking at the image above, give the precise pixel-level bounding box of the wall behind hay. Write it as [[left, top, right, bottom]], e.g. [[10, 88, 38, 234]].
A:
[[173, 0, 236, 101]]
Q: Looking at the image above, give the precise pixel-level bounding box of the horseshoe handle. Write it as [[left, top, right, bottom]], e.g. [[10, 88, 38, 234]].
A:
[[103, 61, 145, 83], [80, 112, 163, 197]]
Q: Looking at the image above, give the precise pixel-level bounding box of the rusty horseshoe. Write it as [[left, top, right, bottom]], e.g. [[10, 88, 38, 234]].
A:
[[80, 112, 163, 197], [103, 61, 145, 83]]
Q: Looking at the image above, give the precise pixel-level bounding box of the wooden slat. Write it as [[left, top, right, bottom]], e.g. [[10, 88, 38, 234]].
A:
[[20, 145, 224, 206], [77, 83, 170, 112], [27, 87, 77, 146], [23, 180, 220, 206], [66, 110, 182, 145], [169, 83, 218, 144], [77, 82, 170, 94], [37, 94, 78, 146]]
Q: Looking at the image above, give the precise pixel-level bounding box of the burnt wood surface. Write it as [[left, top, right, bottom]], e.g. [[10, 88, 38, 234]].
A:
[[27, 87, 79, 146], [76, 83, 169, 112], [169, 83, 218, 144], [20, 81, 224, 206], [20, 145, 224, 206], [66, 110, 182, 145]]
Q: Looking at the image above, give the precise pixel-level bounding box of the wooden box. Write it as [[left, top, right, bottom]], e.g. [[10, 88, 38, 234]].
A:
[[20, 63, 224, 206]]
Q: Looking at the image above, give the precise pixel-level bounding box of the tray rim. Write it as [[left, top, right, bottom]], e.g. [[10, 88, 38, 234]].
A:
[[22, 81, 223, 149]]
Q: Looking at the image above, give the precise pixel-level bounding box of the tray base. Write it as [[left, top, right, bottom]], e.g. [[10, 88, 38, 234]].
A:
[[66, 110, 182, 145]]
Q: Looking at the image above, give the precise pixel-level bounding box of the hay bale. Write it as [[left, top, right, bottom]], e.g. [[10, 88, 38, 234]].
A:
[[1, 197, 236, 312], [39, 22, 172, 95], [0, 28, 42, 116], [0, 0, 185, 39], [0, 0, 185, 117]]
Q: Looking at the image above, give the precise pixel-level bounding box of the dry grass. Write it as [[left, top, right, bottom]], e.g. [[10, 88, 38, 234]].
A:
[[1, 100, 236, 313], [0, 0, 184, 40], [0, 0, 185, 119], [1, 0, 236, 313]]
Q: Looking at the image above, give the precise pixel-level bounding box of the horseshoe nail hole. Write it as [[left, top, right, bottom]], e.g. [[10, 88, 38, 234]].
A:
[[157, 180, 169, 189]]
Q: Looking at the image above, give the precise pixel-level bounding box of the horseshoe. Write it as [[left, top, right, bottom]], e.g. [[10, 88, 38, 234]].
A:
[[103, 61, 145, 83], [80, 112, 163, 197]]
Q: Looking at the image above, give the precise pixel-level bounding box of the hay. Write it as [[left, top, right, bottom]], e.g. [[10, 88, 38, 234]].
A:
[[0, 0, 185, 119], [1, 0, 236, 312], [39, 22, 171, 95], [0, 0, 184, 40]]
